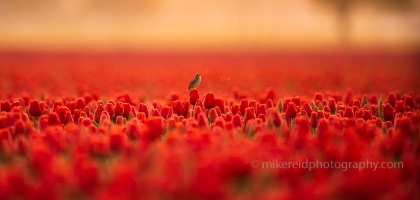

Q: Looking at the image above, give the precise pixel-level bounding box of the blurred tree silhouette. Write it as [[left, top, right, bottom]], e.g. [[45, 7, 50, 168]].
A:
[[314, 0, 416, 46]]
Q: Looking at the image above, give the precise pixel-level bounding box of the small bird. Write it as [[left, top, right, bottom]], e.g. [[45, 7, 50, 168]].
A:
[[188, 73, 201, 91]]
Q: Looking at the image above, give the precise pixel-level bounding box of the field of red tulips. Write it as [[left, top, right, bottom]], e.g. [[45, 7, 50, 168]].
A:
[[0, 51, 419, 199]]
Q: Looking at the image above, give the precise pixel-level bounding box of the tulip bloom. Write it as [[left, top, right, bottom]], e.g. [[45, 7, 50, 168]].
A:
[[122, 103, 131, 118], [394, 100, 404, 114], [231, 104, 240, 115], [204, 93, 216, 109], [214, 99, 225, 114], [151, 108, 161, 117], [137, 103, 149, 118], [28, 100, 41, 117], [382, 103, 394, 121], [160, 106, 173, 119], [189, 89, 200, 105], [314, 93, 323, 101], [291, 97, 301, 106], [239, 99, 249, 115], [115, 102, 124, 117], [404, 95, 415, 108], [209, 108, 218, 123], [301, 102, 312, 117], [75, 98, 86, 110], [352, 100, 361, 108], [265, 99, 274, 109], [173, 100, 185, 116], [197, 112, 208, 128], [232, 114, 243, 127], [257, 104, 266, 116], [267, 109, 281, 127], [244, 107, 256, 123], [249, 100, 257, 112], [56, 106, 70, 124], [310, 112, 318, 128], [328, 98, 337, 114], [387, 92, 397, 107], [105, 103, 115, 119], [48, 112, 62, 125], [285, 102, 297, 118], [1, 101, 11, 112], [343, 107, 354, 118]]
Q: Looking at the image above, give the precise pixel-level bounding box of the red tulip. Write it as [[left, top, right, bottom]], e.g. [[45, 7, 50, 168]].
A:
[[110, 132, 125, 151], [352, 99, 361, 108], [239, 99, 249, 115], [328, 98, 337, 113], [66, 101, 76, 114], [48, 112, 61, 125], [173, 100, 186, 116], [394, 100, 404, 114], [136, 112, 146, 123], [343, 107, 354, 118], [244, 107, 255, 123], [144, 117, 165, 141], [291, 97, 301, 106], [257, 104, 266, 116], [53, 101, 63, 111], [265, 88, 275, 101], [137, 103, 149, 118], [310, 112, 318, 128], [115, 102, 124, 117], [314, 93, 323, 101], [193, 105, 203, 119], [267, 109, 281, 127], [151, 108, 160, 117], [56, 106, 70, 124], [323, 105, 331, 113], [28, 100, 41, 117], [189, 89, 200, 105], [382, 103, 394, 121], [104, 103, 115, 118], [196, 99, 204, 111], [1, 101, 11, 112], [161, 106, 172, 119], [204, 93, 216, 109], [225, 112, 233, 122], [214, 117, 225, 128], [265, 99, 274, 109], [258, 114, 266, 122], [232, 114, 243, 127], [214, 98, 225, 114], [301, 102, 312, 117], [197, 113, 208, 128], [318, 110, 326, 120], [209, 108, 218, 123], [387, 92, 397, 107], [75, 98, 86, 110], [285, 102, 297, 118], [367, 94, 377, 104], [249, 100, 257, 112], [122, 103, 131, 118], [362, 110, 372, 121], [182, 101, 190, 116], [231, 104, 240, 115], [404, 95, 415, 108]]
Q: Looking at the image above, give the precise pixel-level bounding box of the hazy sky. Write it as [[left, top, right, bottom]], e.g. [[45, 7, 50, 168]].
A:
[[0, 0, 419, 51]]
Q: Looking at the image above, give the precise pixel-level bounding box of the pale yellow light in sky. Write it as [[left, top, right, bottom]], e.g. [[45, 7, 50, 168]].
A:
[[0, 0, 418, 51]]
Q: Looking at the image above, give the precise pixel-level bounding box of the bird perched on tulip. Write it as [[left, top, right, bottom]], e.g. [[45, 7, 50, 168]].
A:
[[188, 73, 201, 91]]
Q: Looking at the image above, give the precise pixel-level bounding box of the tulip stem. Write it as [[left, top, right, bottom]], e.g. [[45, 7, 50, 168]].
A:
[[33, 117, 37, 129]]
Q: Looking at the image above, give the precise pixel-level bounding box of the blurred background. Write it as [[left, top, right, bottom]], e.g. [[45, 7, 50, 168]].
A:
[[0, 0, 419, 51], [0, 0, 419, 101]]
